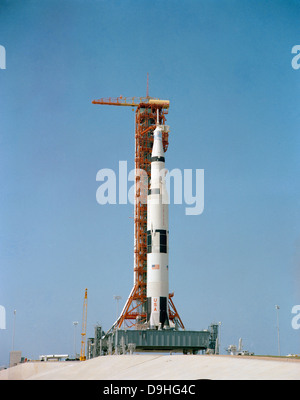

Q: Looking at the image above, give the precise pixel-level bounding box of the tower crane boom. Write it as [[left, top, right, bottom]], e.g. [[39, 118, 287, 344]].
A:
[[92, 96, 169, 108]]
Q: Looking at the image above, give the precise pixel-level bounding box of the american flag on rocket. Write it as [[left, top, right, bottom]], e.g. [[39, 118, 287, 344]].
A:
[[152, 264, 160, 270]]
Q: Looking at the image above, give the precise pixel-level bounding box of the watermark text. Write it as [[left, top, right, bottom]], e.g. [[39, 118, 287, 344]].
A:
[[0, 45, 6, 69], [96, 161, 204, 216], [292, 305, 300, 329], [0, 305, 6, 329], [291, 45, 300, 70]]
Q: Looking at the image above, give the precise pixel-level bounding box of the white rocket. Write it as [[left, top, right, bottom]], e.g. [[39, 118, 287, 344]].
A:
[[146, 122, 170, 329]]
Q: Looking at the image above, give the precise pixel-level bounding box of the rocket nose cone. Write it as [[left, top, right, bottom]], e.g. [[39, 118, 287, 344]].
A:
[[152, 126, 165, 158]]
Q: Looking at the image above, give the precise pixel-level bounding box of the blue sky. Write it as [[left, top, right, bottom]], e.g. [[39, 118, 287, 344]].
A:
[[0, 0, 299, 365]]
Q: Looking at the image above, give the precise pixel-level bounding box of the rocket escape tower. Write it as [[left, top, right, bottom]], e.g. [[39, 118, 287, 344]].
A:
[[92, 83, 184, 331]]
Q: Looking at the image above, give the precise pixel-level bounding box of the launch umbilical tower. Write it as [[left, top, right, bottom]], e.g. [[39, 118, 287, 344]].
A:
[[93, 90, 184, 331]]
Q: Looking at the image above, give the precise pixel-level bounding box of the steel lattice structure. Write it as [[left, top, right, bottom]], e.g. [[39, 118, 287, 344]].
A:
[[92, 95, 184, 331]]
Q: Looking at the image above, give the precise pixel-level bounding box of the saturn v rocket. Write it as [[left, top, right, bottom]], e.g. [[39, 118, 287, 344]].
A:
[[146, 123, 170, 329]]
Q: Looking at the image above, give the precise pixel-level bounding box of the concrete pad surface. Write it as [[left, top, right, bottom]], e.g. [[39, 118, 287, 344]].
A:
[[0, 355, 299, 380]]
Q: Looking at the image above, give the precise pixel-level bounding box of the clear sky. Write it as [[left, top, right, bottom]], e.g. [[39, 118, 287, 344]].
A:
[[0, 0, 299, 366]]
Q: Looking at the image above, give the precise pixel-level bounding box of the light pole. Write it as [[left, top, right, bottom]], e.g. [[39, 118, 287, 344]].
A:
[[114, 296, 122, 355], [12, 310, 16, 351], [218, 322, 222, 355], [275, 305, 281, 356], [73, 321, 78, 359], [113, 295, 122, 322]]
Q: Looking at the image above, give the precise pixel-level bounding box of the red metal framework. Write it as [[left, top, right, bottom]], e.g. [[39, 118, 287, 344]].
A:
[[93, 96, 184, 331], [120, 104, 168, 328]]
